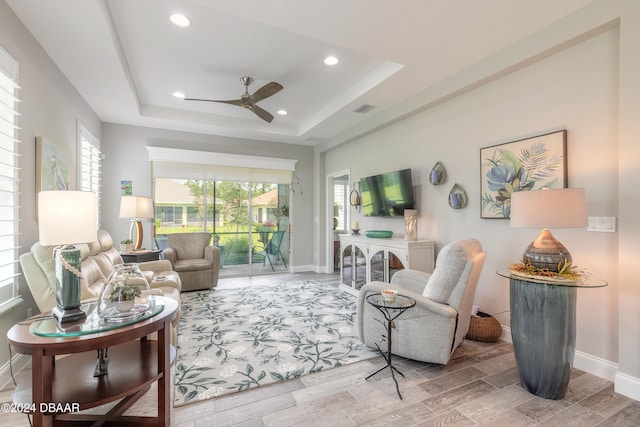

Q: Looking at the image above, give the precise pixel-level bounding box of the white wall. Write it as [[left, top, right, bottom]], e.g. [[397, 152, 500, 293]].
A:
[[320, 0, 640, 399], [100, 123, 315, 269], [0, 0, 101, 380]]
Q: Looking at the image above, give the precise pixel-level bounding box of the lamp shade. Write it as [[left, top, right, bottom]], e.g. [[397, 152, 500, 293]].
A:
[[510, 188, 587, 228], [38, 191, 97, 246], [119, 196, 154, 219]]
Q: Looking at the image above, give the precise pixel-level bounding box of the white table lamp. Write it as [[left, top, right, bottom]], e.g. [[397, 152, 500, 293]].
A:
[[38, 191, 97, 323], [119, 196, 154, 250], [510, 188, 587, 272]]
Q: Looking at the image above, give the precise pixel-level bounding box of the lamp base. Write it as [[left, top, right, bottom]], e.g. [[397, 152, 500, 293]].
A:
[[52, 305, 86, 323], [131, 220, 144, 250], [522, 229, 572, 272]]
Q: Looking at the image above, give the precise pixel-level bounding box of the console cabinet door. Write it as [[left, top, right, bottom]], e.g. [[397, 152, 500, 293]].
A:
[[387, 247, 407, 282], [370, 246, 407, 283], [340, 243, 368, 291]]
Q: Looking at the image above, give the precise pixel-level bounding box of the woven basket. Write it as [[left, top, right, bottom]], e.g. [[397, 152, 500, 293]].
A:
[[467, 311, 502, 342]]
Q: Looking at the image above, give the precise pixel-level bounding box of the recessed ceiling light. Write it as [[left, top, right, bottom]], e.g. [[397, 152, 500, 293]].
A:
[[324, 56, 339, 66], [170, 13, 191, 28], [277, 110, 288, 115], [173, 91, 186, 99]]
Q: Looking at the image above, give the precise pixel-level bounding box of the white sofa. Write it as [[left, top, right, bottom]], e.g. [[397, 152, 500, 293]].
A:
[[19, 230, 182, 342]]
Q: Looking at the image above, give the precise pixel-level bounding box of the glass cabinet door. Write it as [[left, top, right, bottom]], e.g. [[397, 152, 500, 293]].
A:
[[370, 249, 385, 282], [369, 248, 406, 283], [388, 251, 406, 282], [341, 244, 367, 290]]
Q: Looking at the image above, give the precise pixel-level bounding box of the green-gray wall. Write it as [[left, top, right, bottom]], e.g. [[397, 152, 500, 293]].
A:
[[318, 0, 640, 399]]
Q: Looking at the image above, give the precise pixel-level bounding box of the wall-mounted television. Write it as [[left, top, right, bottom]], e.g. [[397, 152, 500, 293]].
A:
[[361, 168, 415, 217]]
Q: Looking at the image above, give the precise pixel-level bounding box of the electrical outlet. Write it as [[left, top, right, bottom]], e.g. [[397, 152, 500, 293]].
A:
[[588, 216, 617, 232], [27, 308, 33, 318]]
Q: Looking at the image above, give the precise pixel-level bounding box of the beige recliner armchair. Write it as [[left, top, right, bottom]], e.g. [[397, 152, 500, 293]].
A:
[[357, 238, 486, 365], [162, 232, 220, 292]]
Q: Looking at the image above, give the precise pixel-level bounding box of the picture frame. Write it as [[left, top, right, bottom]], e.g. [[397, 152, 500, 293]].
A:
[[121, 180, 133, 195], [480, 130, 567, 219], [36, 137, 70, 192]]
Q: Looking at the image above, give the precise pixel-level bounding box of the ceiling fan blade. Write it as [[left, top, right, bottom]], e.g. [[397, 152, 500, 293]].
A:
[[247, 82, 283, 104], [184, 97, 244, 107], [250, 104, 274, 123]]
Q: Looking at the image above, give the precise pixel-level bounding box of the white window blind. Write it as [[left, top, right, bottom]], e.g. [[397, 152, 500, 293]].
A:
[[77, 121, 101, 227], [147, 146, 296, 184], [0, 45, 21, 314]]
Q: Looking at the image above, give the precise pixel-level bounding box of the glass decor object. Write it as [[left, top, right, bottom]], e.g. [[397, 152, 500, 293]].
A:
[[404, 209, 418, 241], [449, 183, 468, 209], [429, 162, 446, 185], [98, 263, 152, 322]]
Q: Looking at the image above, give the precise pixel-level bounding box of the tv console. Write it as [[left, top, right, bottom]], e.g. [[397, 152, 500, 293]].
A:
[[339, 235, 435, 295]]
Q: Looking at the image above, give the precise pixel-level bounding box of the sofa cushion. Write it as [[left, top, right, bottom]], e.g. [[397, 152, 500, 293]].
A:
[[30, 242, 57, 290], [174, 258, 213, 272], [80, 256, 108, 300]]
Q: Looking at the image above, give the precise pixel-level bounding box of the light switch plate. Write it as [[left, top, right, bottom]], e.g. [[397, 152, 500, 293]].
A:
[[588, 216, 616, 232]]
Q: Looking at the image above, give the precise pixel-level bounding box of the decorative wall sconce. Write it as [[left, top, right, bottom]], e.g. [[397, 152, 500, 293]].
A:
[[350, 182, 361, 212], [449, 183, 468, 209], [429, 162, 446, 185]]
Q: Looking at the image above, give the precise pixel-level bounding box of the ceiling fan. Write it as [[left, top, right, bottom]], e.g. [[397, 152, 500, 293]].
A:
[[185, 76, 283, 123]]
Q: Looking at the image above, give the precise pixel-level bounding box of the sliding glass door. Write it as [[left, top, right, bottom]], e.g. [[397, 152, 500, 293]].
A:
[[154, 178, 290, 277]]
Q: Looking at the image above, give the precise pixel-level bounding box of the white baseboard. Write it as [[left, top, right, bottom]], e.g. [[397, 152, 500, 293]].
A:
[[499, 325, 619, 383], [291, 264, 319, 273], [574, 350, 619, 382], [614, 372, 640, 401], [0, 353, 30, 391]]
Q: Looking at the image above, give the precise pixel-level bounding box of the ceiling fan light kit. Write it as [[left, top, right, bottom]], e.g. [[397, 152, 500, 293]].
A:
[[185, 76, 283, 123]]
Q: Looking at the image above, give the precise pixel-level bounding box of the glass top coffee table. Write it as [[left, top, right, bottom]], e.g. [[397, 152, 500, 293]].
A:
[[365, 293, 416, 399]]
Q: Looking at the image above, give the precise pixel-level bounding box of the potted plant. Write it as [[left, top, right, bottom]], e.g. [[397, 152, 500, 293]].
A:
[[120, 239, 134, 253], [109, 281, 141, 312]]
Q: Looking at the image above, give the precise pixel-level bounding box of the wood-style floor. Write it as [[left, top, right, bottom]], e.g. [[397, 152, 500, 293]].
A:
[[2, 272, 639, 426]]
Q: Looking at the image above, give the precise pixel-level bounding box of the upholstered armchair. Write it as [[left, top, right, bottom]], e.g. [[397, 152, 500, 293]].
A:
[[357, 238, 486, 365], [162, 232, 220, 292]]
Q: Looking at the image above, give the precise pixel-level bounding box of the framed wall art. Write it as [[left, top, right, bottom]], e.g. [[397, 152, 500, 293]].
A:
[[480, 130, 567, 219], [36, 137, 70, 192]]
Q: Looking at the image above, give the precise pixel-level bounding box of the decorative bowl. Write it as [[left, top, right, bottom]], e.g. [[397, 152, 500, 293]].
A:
[[365, 230, 393, 238], [380, 289, 398, 302]]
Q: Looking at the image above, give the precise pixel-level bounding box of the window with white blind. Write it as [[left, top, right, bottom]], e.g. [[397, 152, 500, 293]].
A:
[[0, 45, 21, 314], [77, 121, 101, 227]]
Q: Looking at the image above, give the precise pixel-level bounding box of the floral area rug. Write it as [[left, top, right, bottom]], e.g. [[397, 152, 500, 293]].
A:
[[173, 280, 378, 407]]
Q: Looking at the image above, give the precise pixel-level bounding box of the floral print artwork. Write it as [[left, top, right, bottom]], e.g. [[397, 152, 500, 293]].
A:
[[480, 130, 566, 218], [174, 280, 378, 406]]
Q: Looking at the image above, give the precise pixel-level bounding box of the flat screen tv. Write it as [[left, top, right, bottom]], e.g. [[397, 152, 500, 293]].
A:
[[361, 168, 415, 217]]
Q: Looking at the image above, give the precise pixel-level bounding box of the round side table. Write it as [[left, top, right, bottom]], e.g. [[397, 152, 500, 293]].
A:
[[365, 293, 416, 399]]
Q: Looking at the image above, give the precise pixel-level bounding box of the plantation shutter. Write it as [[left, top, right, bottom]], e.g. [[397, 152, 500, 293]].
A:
[[0, 44, 22, 314], [77, 121, 102, 227]]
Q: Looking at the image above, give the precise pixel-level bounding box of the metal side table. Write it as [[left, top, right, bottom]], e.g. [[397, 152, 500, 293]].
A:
[[365, 293, 416, 399]]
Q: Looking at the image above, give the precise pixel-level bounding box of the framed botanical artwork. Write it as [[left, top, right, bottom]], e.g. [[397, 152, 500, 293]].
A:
[[36, 137, 70, 192], [480, 130, 567, 219], [121, 180, 132, 195]]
